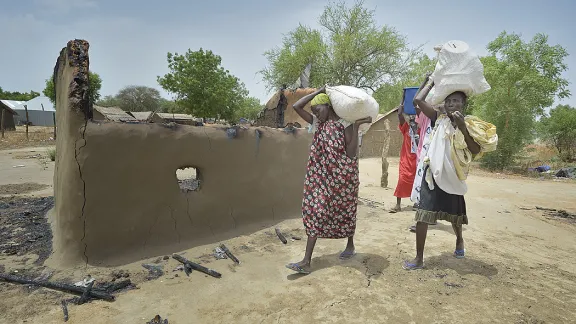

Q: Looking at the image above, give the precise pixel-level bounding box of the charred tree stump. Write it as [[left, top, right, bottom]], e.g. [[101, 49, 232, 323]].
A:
[[172, 254, 221, 279]]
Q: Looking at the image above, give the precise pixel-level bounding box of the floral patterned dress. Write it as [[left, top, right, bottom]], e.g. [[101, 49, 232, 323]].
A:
[[302, 118, 360, 238]]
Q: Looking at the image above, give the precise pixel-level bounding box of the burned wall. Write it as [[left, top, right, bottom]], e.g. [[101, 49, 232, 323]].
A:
[[49, 40, 313, 267], [255, 88, 316, 128]]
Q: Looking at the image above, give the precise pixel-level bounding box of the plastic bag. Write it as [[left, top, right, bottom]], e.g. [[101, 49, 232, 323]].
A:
[[429, 40, 491, 105], [326, 85, 379, 134], [427, 118, 468, 195]]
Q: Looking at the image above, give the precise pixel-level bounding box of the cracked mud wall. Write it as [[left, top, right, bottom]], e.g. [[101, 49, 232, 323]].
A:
[[50, 40, 92, 267], [48, 40, 313, 267]]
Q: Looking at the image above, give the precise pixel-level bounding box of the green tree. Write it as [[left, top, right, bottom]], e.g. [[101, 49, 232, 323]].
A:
[[261, 0, 416, 92], [234, 97, 263, 122], [538, 104, 576, 162], [158, 98, 181, 113], [96, 95, 120, 107], [158, 48, 248, 122], [43, 71, 102, 107], [114, 85, 162, 112], [373, 54, 437, 112], [0, 87, 40, 101], [469, 32, 570, 170]]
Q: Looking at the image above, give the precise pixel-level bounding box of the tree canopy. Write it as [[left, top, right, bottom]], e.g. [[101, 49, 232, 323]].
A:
[[469, 32, 570, 170], [373, 54, 437, 112], [0, 87, 40, 101], [538, 104, 576, 162], [43, 71, 102, 106], [158, 48, 248, 122], [114, 86, 162, 112], [261, 0, 416, 92], [234, 96, 263, 122]]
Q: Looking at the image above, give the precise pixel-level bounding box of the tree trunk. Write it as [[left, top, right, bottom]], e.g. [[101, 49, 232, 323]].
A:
[[24, 104, 30, 140], [380, 120, 391, 188], [1, 109, 5, 139], [53, 112, 57, 139]]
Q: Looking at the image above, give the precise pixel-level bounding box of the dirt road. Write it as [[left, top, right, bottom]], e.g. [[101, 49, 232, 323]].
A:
[[0, 151, 575, 323]]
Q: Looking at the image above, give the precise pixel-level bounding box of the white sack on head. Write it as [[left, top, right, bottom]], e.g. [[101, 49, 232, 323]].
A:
[[430, 40, 491, 105], [326, 85, 379, 134]]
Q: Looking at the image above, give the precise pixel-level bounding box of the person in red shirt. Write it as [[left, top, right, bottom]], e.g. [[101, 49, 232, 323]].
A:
[[390, 104, 418, 213]]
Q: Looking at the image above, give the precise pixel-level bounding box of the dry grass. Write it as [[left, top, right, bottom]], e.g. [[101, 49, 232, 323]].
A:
[[0, 126, 55, 150]]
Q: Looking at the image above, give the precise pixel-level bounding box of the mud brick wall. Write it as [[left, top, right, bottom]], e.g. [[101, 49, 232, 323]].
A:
[[49, 40, 313, 267]]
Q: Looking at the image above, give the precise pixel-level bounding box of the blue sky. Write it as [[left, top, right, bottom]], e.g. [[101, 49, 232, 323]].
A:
[[1, 0, 574, 108]]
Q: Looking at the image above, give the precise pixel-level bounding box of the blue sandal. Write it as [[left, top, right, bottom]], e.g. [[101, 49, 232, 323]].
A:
[[454, 249, 466, 259], [402, 260, 424, 270], [286, 263, 311, 274], [339, 250, 356, 260]]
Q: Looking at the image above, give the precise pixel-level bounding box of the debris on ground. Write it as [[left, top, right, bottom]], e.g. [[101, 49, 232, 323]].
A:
[[111, 269, 130, 281], [61, 300, 69, 322], [275, 228, 287, 244], [444, 282, 464, 288], [146, 314, 168, 324], [33, 268, 54, 281], [0, 273, 114, 301], [291, 236, 302, 241], [77, 280, 95, 305], [555, 167, 576, 179], [536, 206, 576, 222], [142, 264, 164, 280], [213, 246, 227, 260], [74, 275, 95, 287], [219, 244, 240, 264], [0, 196, 54, 264], [172, 254, 221, 278], [529, 165, 551, 173]]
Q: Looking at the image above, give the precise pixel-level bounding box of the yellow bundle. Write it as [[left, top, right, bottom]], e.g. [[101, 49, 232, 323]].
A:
[[451, 115, 498, 180]]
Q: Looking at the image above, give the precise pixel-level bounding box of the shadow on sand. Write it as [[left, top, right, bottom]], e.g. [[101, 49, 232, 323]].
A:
[[287, 252, 390, 280], [425, 252, 499, 278], [427, 222, 468, 234]]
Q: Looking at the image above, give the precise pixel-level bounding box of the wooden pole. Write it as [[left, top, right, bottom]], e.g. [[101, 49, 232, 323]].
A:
[[1, 109, 5, 139], [53, 112, 57, 139], [24, 104, 29, 140]]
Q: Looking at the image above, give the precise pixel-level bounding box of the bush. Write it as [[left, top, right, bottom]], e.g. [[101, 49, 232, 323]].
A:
[[47, 148, 56, 162]]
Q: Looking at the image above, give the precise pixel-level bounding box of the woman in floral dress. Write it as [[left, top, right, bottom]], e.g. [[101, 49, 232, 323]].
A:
[[286, 87, 372, 274]]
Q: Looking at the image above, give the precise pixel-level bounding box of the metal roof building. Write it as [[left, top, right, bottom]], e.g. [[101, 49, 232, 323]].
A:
[[11, 96, 56, 126]]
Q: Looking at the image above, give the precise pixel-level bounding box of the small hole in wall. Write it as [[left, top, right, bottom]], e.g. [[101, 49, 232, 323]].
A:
[[176, 167, 200, 192]]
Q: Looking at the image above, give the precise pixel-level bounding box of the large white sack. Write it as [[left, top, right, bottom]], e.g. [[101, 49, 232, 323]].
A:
[[429, 40, 491, 105], [326, 85, 379, 134]]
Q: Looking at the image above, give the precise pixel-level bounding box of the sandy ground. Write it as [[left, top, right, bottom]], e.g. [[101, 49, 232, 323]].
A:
[[0, 146, 54, 198], [0, 147, 575, 324]]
